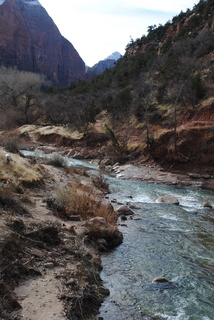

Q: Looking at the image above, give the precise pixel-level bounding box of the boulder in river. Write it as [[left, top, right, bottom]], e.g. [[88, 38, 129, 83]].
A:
[[152, 277, 171, 283], [116, 205, 135, 216], [201, 202, 212, 209], [155, 196, 179, 205]]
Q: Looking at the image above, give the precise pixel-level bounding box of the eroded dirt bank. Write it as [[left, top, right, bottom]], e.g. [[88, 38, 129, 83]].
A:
[[0, 121, 213, 320], [0, 152, 122, 320]]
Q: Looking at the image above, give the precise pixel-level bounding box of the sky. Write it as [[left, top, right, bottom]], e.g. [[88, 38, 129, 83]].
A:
[[39, 0, 198, 67]]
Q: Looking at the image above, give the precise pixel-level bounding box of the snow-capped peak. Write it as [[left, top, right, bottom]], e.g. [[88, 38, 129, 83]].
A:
[[0, 0, 42, 6], [24, 0, 41, 6]]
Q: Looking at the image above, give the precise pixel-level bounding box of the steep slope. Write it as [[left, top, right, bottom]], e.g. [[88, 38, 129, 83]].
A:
[[0, 0, 85, 86]]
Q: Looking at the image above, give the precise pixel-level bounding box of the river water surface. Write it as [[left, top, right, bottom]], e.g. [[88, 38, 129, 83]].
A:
[[21, 150, 214, 319], [98, 176, 214, 320]]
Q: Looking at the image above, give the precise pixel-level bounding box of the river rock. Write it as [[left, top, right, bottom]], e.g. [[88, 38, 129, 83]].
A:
[[98, 286, 110, 296], [129, 204, 141, 209], [152, 277, 171, 283], [101, 201, 114, 213], [89, 217, 107, 224], [73, 153, 85, 159], [69, 215, 81, 221], [116, 205, 135, 216], [44, 262, 55, 269], [155, 196, 179, 205], [65, 278, 76, 286], [201, 202, 212, 208], [97, 238, 108, 250]]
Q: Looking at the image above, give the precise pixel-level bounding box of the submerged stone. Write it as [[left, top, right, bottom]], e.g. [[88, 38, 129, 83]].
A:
[[155, 196, 179, 205], [201, 202, 212, 208]]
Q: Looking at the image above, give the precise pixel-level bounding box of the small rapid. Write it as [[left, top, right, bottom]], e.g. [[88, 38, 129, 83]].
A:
[[99, 177, 214, 320], [20, 150, 214, 319]]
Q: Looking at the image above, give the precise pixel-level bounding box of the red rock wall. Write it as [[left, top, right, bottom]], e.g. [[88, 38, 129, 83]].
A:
[[0, 0, 85, 86]]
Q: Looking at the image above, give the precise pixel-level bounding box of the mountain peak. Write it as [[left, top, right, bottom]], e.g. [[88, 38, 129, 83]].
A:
[[23, 0, 42, 6], [0, 0, 42, 6], [105, 52, 122, 61]]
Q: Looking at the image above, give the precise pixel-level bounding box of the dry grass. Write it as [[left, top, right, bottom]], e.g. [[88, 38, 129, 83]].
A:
[[153, 128, 170, 141], [48, 182, 116, 224], [19, 125, 84, 141], [0, 183, 31, 217], [0, 150, 43, 186], [0, 131, 21, 153], [90, 173, 109, 193]]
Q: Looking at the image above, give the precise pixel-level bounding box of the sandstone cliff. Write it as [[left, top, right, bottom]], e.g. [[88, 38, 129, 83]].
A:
[[0, 0, 85, 86]]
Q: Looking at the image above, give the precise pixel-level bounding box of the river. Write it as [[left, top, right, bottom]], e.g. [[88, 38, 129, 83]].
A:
[[98, 176, 214, 320], [21, 150, 214, 320]]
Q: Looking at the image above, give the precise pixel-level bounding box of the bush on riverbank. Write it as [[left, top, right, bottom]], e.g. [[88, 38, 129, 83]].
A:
[[48, 152, 68, 167], [47, 181, 116, 224]]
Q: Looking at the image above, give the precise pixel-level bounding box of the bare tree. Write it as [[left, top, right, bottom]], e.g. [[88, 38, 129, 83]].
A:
[[0, 67, 47, 127]]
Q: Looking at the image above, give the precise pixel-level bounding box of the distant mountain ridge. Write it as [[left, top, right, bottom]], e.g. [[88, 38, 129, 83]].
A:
[[86, 51, 122, 80], [105, 52, 122, 61], [0, 0, 85, 86]]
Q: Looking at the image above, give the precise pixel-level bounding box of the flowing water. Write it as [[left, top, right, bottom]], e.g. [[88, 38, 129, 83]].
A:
[[21, 150, 214, 319], [99, 176, 214, 320]]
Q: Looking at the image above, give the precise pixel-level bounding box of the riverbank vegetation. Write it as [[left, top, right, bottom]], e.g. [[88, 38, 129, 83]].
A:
[[0, 1, 213, 318], [1, 1, 213, 173], [0, 143, 122, 319]]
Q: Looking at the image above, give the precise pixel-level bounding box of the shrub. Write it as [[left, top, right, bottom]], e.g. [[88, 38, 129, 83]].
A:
[[1, 134, 20, 153], [47, 183, 116, 223], [0, 183, 30, 216], [70, 189, 116, 223], [48, 152, 68, 167]]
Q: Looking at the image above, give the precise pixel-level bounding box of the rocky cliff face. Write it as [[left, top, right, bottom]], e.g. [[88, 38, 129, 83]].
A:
[[0, 0, 85, 86]]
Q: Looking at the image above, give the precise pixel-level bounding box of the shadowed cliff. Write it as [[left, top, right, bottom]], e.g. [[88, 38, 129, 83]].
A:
[[0, 0, 85, 86]]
